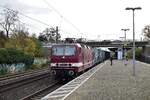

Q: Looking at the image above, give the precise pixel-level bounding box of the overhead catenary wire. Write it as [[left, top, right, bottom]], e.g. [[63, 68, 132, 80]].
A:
[[58, 16, 63, 29], [60, 29, 84, 39], [19, 12, 50, 27], [0, 5, 74, 35], [42, 0, 84, 35], [0, 5, 51, 27], [0, 4, 85, 38], [18, 20, 43, 32], [0, 6, 50, 34]]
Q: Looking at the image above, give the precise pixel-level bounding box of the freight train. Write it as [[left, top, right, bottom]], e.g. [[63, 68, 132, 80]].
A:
[[50, 43, 110, 78]]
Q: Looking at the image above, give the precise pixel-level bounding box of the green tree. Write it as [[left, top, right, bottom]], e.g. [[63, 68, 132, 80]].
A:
[[126, 48, 142, 59], [24, 38, 36, 56], [0, 48, 34, 71], [31, 34, 44, 57], [135, 48, 142, 59], [5, 31, 36, 56]]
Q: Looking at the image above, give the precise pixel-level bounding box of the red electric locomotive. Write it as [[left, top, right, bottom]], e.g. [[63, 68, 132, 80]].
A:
[[50, 43, 93, 77]]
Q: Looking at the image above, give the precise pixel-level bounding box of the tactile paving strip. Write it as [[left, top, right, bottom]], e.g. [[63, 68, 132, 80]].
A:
[[42, 61, 107, 100]]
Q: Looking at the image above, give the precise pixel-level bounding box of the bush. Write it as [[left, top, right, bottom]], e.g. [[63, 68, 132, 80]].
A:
[[127, 50, 132, 59], [23, 54, 34, 70], [126, 48, 142, 59], [0, 48, 34, 70], [135, 48, 142, 59], [6, 48, 24, 64], [0, 48, 9, 64]]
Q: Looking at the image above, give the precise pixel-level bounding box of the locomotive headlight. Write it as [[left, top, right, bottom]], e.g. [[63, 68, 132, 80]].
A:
[[71, 62, 83, 67], [51, 70, 56, 75], [50, 63, 56, 66], [68, 70, 74, 76]]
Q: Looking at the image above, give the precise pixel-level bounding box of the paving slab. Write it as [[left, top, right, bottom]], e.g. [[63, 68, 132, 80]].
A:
[[65, 60, 150, 100]]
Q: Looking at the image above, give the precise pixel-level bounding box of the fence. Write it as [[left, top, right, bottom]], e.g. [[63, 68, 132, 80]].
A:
[[136, 55, 150, 64]]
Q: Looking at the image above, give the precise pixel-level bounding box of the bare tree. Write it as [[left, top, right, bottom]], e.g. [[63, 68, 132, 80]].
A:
[[0, 31, 7, 48], [143, 25, 150, 40], [13, 21, 29, 36], [0, 9, 19, 38], [38, 33, 48, 42], [38, 27, 61, 43], [44, 27, 55, 42]]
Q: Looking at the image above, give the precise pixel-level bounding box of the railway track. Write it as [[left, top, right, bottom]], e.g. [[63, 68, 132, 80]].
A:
[[21, 80, 62, 100], [0, 67, 51, 93], [0, 67, 49, 81], [0, 62, 102, 100]]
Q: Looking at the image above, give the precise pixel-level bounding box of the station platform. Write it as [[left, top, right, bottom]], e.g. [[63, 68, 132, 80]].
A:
[[42, 60, 150, 100], [65, 60, 150, 100]]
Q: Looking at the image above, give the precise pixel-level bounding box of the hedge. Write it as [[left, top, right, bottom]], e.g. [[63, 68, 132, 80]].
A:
[[0, 48, 34, 67]]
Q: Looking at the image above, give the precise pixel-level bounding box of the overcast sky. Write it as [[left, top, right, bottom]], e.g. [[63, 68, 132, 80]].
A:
[[0, 0, 150, 40]]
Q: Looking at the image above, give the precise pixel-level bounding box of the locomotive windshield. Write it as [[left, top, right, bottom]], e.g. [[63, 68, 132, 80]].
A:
[[52, 46, 76, 56]]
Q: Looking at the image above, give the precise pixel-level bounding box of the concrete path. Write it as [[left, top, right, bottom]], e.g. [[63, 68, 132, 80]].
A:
[[65, 60, 150, 100]]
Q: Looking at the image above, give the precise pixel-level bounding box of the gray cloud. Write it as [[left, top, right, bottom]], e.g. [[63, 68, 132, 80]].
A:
[[0, 0, 52, 15]]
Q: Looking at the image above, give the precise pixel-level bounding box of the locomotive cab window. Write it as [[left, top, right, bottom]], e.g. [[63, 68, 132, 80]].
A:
[[52, 46, 76, 56], [65, 46, 76, 55]]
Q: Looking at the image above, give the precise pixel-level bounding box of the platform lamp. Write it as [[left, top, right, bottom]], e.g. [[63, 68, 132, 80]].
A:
[[121, 28, 129, 59], [125, 7, 142, 76]]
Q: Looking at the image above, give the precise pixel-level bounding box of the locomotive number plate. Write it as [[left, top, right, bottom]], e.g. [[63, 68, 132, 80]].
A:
[[59, 63, 69, 67]]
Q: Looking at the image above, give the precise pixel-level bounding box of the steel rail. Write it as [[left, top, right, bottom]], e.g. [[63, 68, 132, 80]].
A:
[[0, 67, 49, 81], [20, 81, 60, 100]]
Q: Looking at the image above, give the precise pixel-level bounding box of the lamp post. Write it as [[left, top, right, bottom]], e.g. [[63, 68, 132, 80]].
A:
[[125, 7, 142, 76], [121, 29, 129, 60], [121, 29, 129, 42]]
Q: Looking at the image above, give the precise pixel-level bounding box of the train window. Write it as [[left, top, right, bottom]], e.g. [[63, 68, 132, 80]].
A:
[[64, 46, 76, 56], [52, 46, 64, 56], [52, 46, 76, 56]]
